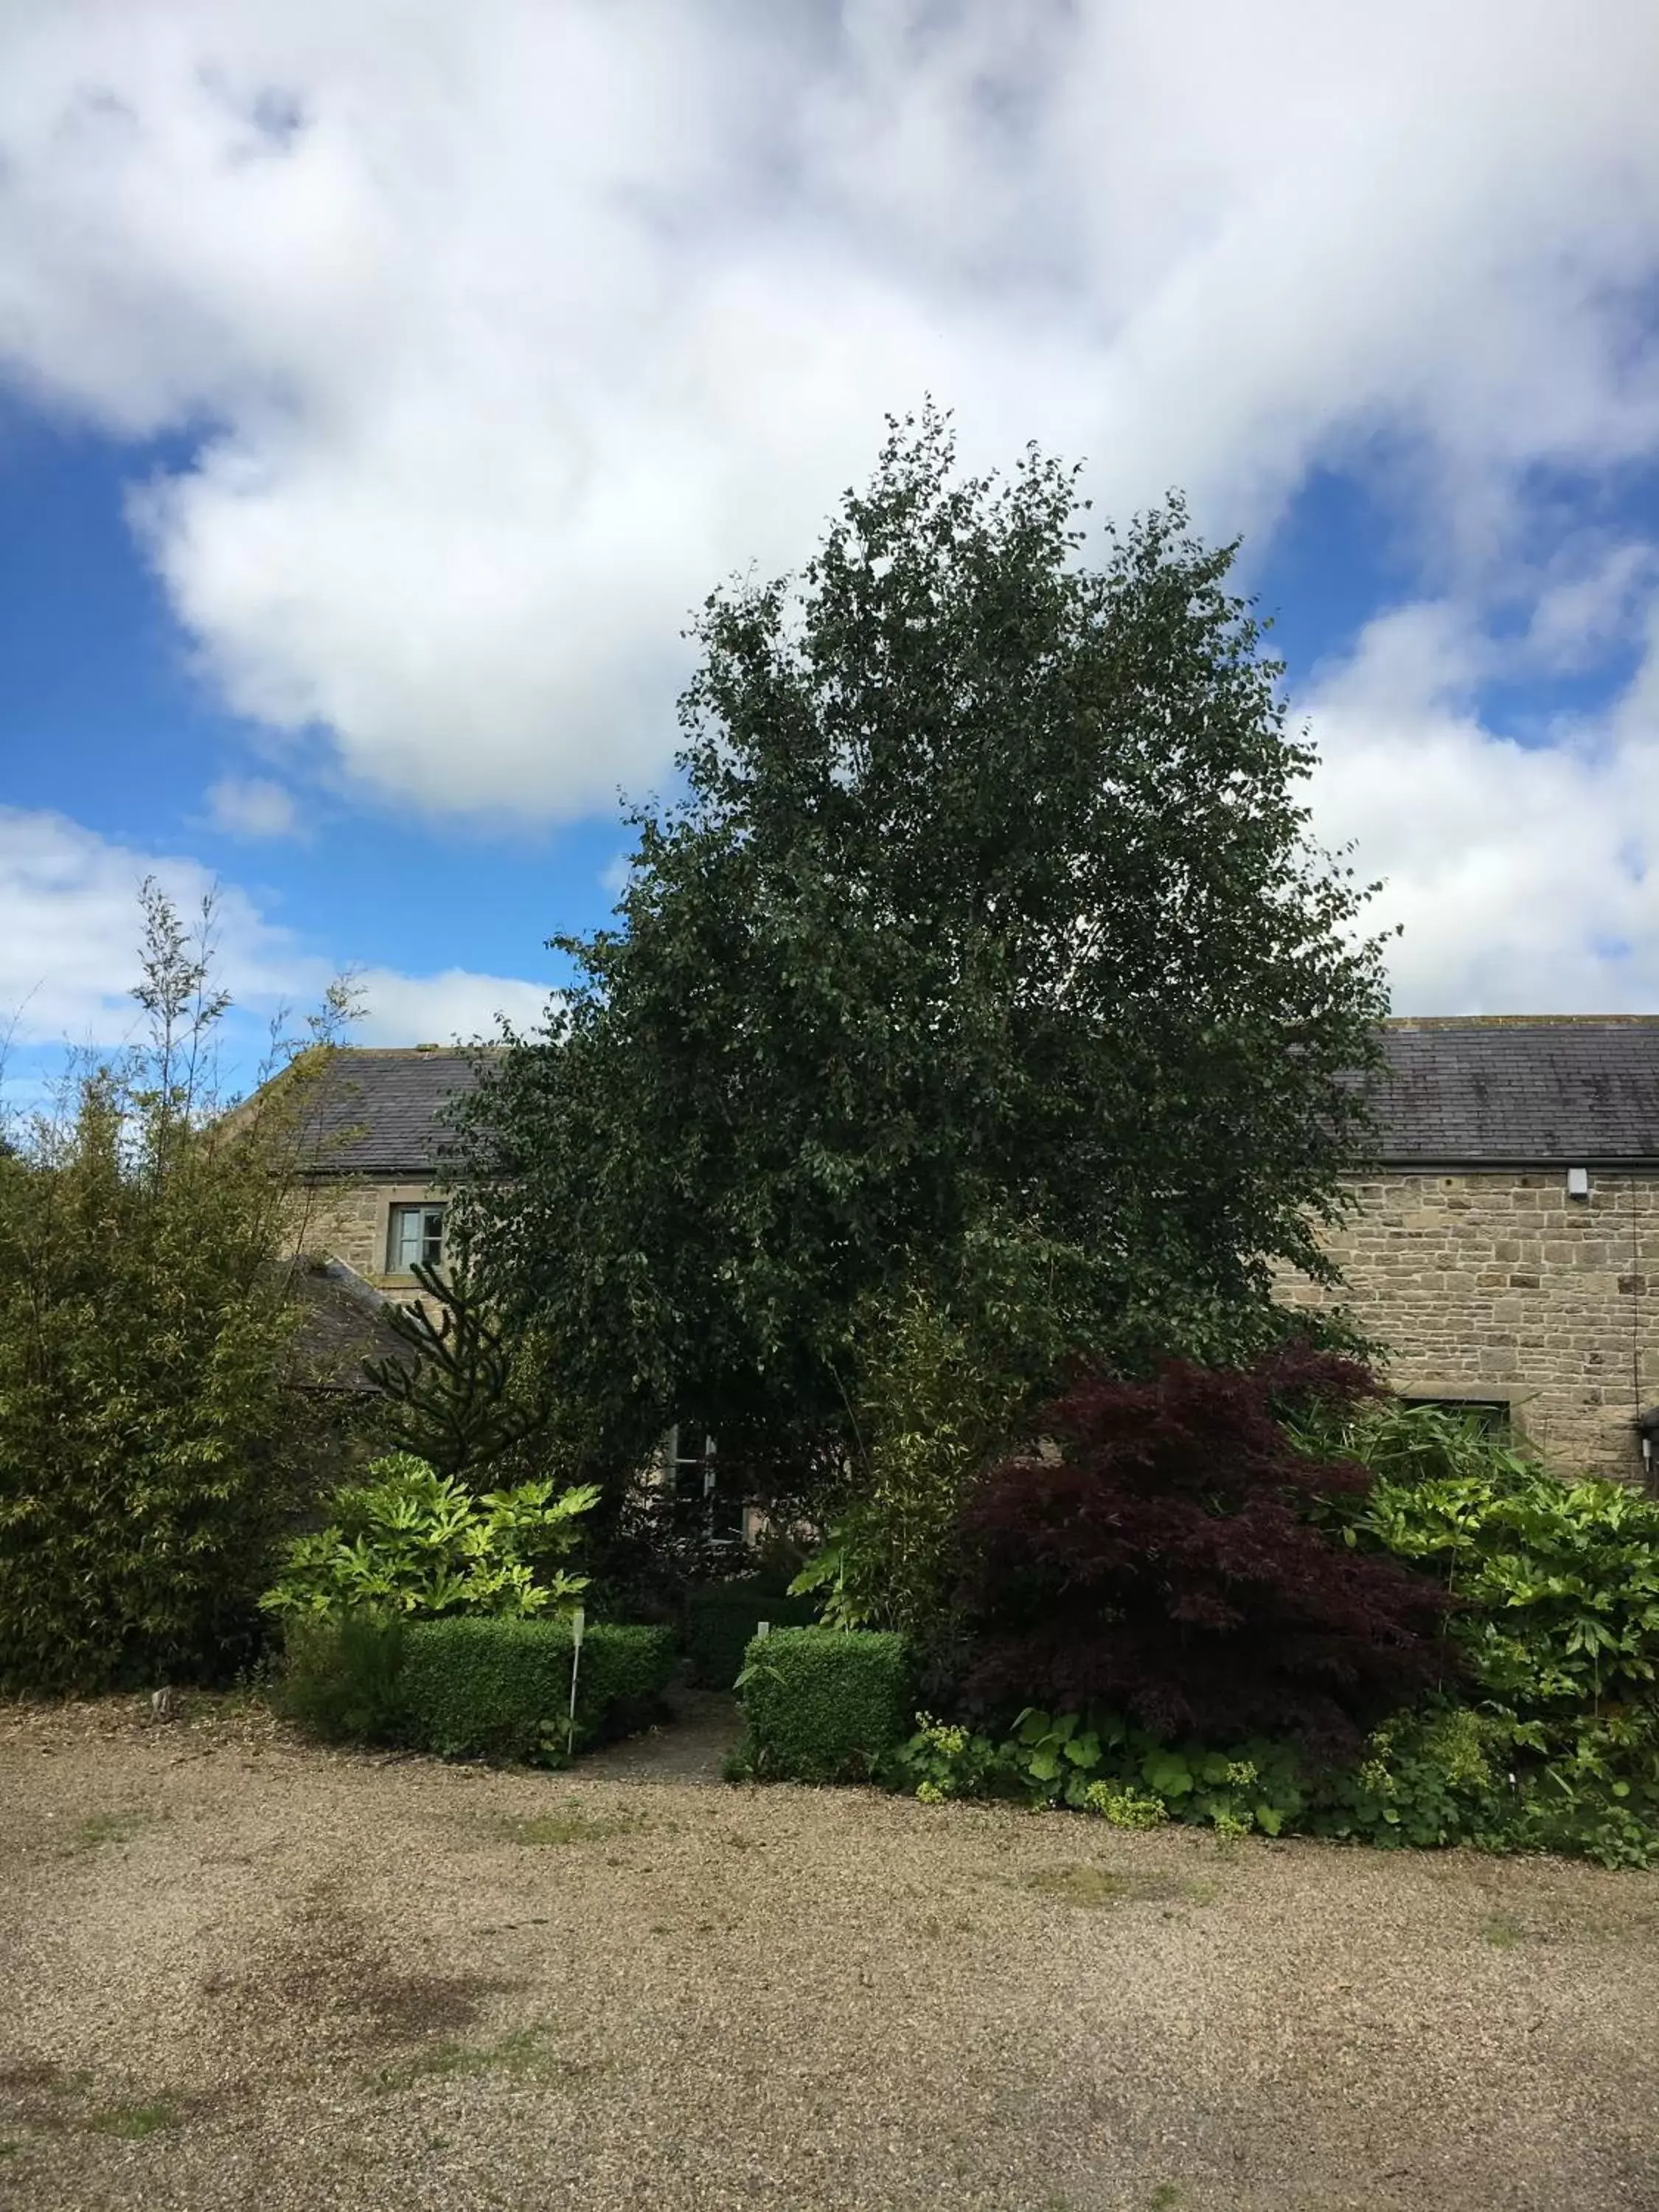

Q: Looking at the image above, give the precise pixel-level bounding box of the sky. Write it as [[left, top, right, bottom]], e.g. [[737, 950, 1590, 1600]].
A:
[[2, 0, 1658, 1094]]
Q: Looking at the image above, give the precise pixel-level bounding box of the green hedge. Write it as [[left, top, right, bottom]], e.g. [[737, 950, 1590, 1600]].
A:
[[400, 1618, 676, 1762], [732, 1626, 913, 1783], [280, 1614, 675, 1764], [686, 1578, 818, 1689]]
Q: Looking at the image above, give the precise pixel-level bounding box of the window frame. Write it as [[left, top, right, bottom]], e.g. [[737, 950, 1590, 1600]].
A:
[[658, 1425, 747, 1548], [386, 1200, 446, 1276], [1397, 1394, 1513, 1439]]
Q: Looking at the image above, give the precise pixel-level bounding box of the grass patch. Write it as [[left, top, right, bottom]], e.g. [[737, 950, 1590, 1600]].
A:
[[490, 1804, 642, 1848], [366, 2021, 583, 2095], [72, 1810, 154, 1851], [0, 2062, 199, 2144], [1482, 1913, 1526, 1950], [1022, 1864, 1194, 1910], [86, 2099, 180, 2140], [1149, 2187, 1183, 2210]]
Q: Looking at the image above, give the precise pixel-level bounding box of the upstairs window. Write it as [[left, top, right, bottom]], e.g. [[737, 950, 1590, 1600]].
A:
[[387, 1202, 445, 1275]]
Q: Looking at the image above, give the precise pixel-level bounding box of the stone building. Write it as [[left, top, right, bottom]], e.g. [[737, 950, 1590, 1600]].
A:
[[1276, 1017, 1659, 1481], [296, 1045, 492, 1292], [297, 1020, 1659, 1480]]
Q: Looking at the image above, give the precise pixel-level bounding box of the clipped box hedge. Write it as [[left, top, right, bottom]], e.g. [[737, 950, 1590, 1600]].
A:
[[281, 1613, 675, 1765], [399, 1617, 676, 1763], [733, 1626, 914, 1784], [685, 1578, 818, 1690]]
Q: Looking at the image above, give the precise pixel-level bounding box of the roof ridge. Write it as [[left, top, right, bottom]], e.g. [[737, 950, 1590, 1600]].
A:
[[1383, 1015, 1659, 1029], [327, 1043, 504, 1057]]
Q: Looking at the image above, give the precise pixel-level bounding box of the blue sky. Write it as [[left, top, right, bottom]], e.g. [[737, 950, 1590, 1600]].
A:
[[2, 1, 1658, 1096]]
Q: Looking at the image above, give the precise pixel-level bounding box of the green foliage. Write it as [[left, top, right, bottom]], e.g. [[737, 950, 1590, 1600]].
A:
[[361, 1244, 549, 1484], [731, 1627, 914, 1784], [894, 1688, 1659, 1867], [261, 1453, 598, 1621], [276, 1611, 408, 1743], [887, 1714, 1009, 1806], [0, 881, 355, 1693], [790, 1280, 1030, 1664], [1310, 1398, 1659, 1866], [685, 1576, 818, 1689], [397, 1615, 675, 1763], [1079, 1781, 1171, 1831], [1309, 1700, 1506, 1850], [453, 405, 1389, 1481], [888, 1708, 1308, 1837], [1358, 1450, 1659, 1714]]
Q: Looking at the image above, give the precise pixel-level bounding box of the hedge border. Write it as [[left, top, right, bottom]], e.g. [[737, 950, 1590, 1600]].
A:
[[732, 1626, 913, 1784]]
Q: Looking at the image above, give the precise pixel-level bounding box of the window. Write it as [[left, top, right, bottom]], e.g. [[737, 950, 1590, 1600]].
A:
[[387, 1202, 445, 1275], [658, 1425, 746, 1548], [1400, 1397, 1511, 1439]]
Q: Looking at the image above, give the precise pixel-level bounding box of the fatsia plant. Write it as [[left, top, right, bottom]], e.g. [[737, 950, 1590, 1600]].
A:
[[261, 1453, 599, 1621], [1298, 1396, 1659, 1717], [1302, 1397, 1659, 1860]]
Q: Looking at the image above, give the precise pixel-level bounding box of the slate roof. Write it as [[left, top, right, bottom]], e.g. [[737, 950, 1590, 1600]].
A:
[[284, 1256, 412, 1391], [1361, 1019, 1659, 1166], [301, 1046, 496, 1176], [302, 1021, 1659, 1178]]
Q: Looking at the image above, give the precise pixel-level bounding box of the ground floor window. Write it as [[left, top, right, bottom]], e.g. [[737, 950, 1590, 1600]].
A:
[[1399, 1396, 1511, 1438], [658, 1425, 747, 1548], [387, 1201, 445, 1274]]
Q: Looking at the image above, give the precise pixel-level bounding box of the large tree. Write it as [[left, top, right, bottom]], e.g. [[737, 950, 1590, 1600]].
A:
[[454, 408, 1388, 1488]]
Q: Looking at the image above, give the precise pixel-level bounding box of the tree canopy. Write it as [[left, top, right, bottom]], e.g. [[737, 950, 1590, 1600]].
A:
[[454, 406, 1388, 1488]]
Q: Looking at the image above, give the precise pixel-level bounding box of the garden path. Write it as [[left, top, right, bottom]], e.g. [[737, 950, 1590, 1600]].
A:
[[577, 1685, 740, 1784]]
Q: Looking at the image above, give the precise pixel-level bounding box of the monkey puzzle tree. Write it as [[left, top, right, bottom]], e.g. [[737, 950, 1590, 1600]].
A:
[[361, 1244, 550, 1486]]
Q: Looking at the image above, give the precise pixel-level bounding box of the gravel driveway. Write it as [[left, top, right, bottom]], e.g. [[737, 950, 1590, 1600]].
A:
[[2, 1692, 1657, 2212]]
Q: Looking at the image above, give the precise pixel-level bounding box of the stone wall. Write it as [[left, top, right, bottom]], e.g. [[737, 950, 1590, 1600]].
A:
[[1276, 1168, 1659, 1479], [299, 1162, 1659, 1481], [290, 1175, 442, 1291]]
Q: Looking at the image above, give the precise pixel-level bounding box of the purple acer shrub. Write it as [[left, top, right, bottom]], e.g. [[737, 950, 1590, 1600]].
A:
[[954, 1348, 1455, 1756]]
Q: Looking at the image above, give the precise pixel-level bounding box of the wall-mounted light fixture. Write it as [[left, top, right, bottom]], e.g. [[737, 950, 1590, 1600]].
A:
[[1637, 1406, 1659, 1486], [1566, 1166, 1590, 1200]]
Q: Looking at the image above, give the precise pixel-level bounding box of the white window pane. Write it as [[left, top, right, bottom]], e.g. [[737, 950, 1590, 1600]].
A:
[[389, 1203, 445, 1272]]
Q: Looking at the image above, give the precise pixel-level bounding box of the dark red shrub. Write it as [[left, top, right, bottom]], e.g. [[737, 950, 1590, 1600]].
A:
[[954, 1349, 1455, 1756]]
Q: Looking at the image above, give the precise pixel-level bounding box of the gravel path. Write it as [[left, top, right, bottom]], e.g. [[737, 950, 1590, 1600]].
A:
[[577, 1686, 742, 1784], [2, 1692, 1658, 2212]]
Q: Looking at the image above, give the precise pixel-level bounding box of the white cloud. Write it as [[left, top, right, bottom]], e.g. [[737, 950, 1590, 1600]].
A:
[[0, 806, 296, 1047], [206, 774, 301, 839], [0, 804, 549, 1055], [0, 0, 1653, 826], [1302, 585, 1659, 1012], [350, 965, 553, 1046]]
